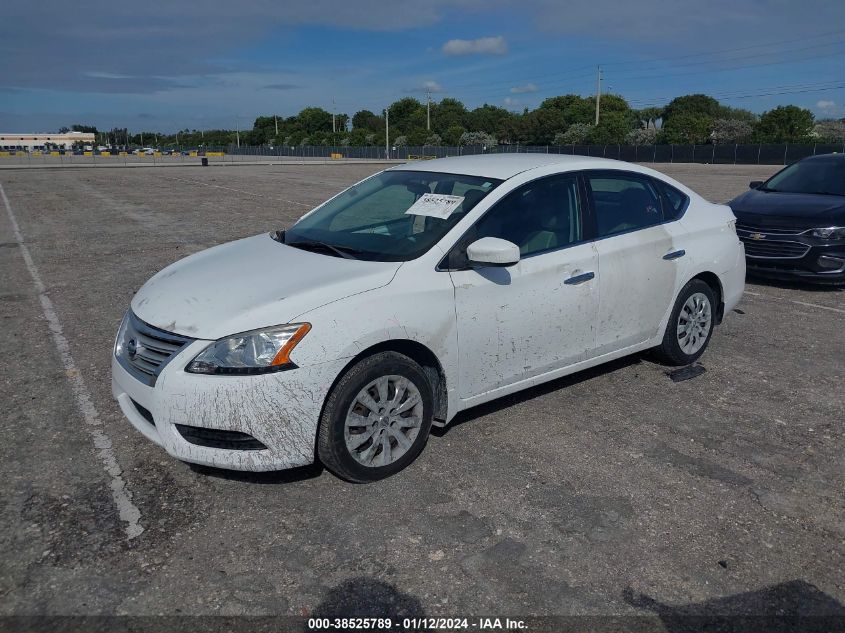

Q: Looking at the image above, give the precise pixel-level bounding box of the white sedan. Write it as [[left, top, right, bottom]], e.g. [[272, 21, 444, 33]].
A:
[[112, 154, 745, 481]]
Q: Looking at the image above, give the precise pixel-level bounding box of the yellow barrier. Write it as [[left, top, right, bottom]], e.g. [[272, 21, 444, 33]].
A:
[[189, 151, 198, 157], [330, 152, 343, 159], [0, 151, 9, 157], [153, 151, 161, 157], [84, 151, 92, 156], [206, 151, 225, 157], [100, 151, 111, 156], [407, 155, 437, 160], [50, 151, 60, 156]]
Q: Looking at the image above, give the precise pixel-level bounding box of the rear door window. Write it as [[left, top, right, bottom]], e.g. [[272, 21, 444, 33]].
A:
[[586, 172, 663, 238]]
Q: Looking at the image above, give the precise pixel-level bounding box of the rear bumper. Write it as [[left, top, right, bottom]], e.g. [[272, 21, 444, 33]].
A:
[[111, 342, 346, 471]]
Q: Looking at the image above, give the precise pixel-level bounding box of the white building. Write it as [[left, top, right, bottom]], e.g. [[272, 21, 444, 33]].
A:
[[0, 131, 96, 150]]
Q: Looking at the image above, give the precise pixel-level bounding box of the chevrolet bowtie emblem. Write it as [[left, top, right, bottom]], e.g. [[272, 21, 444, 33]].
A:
[[749, 232, 766, 240]]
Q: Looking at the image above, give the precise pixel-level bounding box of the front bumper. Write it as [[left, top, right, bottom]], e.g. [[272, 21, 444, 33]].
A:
[[111, 339, 347, 471], [744, 244, 845, 285], [739, 231, 845, 285]]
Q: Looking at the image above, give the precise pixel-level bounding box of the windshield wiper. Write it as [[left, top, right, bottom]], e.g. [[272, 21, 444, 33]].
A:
[[286, 239, 361, 260], [757, 186, 780, 192]]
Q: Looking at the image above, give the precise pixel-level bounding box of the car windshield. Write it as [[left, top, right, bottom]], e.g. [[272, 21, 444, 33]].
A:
[[282, 170, 502, 262], [762, 158, 845, 196]]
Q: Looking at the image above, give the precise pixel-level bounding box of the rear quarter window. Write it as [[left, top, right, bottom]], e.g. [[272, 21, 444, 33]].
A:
[[657, 181, 690, 221]]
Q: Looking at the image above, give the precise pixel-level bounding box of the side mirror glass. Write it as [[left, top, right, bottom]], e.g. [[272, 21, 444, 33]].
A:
[[749, 181, 763, 189], [466, 237, 520, 267]]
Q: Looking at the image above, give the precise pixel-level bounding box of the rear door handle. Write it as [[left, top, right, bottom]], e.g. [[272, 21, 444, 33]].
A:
[[663, 249, 686, 260], [564, 271, 595, 285]]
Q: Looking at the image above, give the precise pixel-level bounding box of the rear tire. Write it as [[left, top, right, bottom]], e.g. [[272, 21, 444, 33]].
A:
[[654, 279, 716, 366], [317, 352, 434, 482]]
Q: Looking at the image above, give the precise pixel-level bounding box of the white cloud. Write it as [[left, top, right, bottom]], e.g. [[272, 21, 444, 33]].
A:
[[510, 83, 538, 94], [817, 100, 835, 110], [422, 80, 443, 93], [442, 36, 508, 57], [84, 71, 133, 80], [503, 97, 521, 107]]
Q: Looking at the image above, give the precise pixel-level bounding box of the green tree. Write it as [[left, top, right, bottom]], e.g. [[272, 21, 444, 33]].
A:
[[757, 106, 814, 143], [813, 119, 845, 142], [443, 124, 466, 145], [459, 131, 497, 147], [295, 107, 333, 134], [663, 94, 722, 122], [659, 112, 712, 144], [556, 123, 592, 144], [467, 104, 514, 138], [424, 133, 442, 146], [433, 98, 468, 135], [387, 97, 426, 135], [352, 110, 383, 131], [634, 107, 662, 130], [518, 108, 567, 144], [588, 112, 632, 144], [710, 118, 753, 144], [539, 94, 593, 125]]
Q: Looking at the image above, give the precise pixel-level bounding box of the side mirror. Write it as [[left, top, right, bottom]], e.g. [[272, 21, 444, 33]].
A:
[[466, 237, 520, 267], [749, 181, 763, 189]]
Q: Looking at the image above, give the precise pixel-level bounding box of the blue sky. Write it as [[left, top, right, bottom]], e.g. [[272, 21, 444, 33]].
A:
[[2, 0, 844, 132]]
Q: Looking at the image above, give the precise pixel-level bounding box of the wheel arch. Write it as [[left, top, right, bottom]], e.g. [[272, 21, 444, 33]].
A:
[[318, 339, 449, 428], [689, 271, 725, 323]]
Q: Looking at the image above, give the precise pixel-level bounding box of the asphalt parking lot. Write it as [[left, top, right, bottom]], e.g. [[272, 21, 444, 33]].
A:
[[0, 161, 843, 624]]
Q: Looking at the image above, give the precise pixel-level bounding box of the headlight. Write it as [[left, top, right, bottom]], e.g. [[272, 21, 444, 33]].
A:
[[114, 311, 130, 358], [810, 226, 845, 240], [186, 323, 311, 375]]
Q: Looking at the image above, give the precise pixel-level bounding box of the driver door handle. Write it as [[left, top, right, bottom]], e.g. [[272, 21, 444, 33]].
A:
[[564, 271, 595, 285]]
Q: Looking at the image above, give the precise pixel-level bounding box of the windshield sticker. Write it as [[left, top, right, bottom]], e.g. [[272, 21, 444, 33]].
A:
[[405, 193, 465, 220]]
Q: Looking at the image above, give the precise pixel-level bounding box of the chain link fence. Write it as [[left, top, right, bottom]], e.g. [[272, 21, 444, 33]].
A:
[[3, 143, 843, 166], [223, 142, 845, 165]]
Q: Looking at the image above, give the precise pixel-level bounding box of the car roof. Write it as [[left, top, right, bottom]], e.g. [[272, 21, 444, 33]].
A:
[[801, 152, 845, 162], [387, 152, 634, 180]]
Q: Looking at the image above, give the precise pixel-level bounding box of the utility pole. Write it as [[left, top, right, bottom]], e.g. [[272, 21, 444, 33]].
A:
[[385, 108, 389, 159], [332, 98, 336, 134], [426, 89, 431, 131], [236, 119, 240, 149], [594, 65, 602, 126]]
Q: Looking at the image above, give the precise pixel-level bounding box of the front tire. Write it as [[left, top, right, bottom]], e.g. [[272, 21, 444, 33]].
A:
[[654, 279, 716, 366], [317, 352, 434, 482]]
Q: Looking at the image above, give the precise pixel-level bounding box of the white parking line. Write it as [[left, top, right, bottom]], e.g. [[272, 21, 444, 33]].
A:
[[744, 290, 845, 315], [1, 183, 143, 540]]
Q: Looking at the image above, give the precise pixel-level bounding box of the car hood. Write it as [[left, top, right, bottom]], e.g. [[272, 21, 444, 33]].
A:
[[131, 233, 401, 339], [729, 189, 845, 223]]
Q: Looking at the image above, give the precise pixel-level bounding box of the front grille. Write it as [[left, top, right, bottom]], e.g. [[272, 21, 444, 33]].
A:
[[741, 238, 810, 259], [116, 312, 194, 386], [175, 425, 267, 451], [736, 221, 810, 236]]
